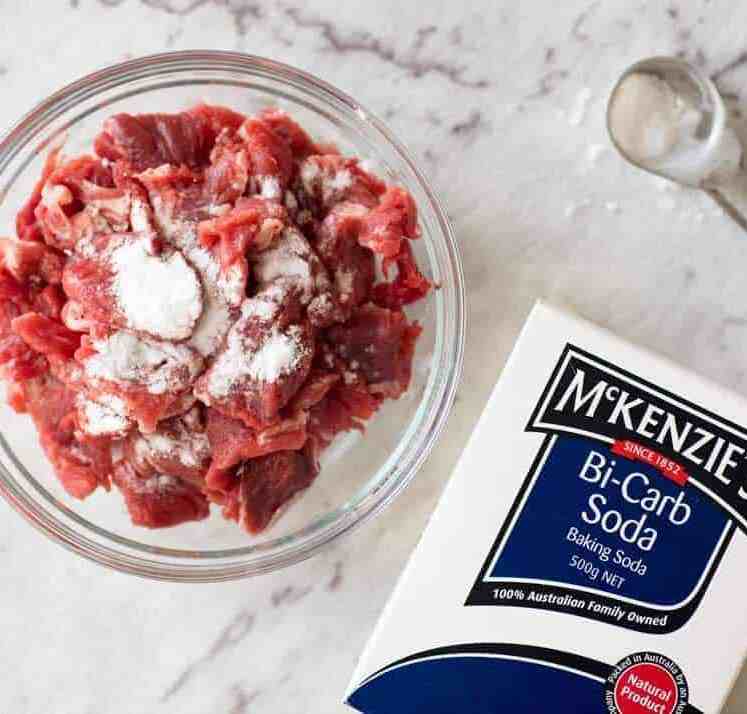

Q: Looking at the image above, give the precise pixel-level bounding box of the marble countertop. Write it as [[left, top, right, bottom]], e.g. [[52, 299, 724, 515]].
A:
[[3, 1, 747, 711]]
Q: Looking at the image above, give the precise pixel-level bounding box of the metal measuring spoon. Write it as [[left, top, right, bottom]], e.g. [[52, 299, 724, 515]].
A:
[[607, 56, 747, 231]]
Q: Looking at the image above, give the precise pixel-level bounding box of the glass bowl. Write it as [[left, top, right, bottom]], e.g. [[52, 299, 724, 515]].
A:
[[0, 51, 465, 581]]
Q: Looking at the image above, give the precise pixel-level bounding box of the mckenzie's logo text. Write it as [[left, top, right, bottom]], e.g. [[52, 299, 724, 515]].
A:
[[528, 346, 747, 531]]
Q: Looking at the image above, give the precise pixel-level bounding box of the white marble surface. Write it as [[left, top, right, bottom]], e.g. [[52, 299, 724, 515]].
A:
[[4, 0, 747, 711]]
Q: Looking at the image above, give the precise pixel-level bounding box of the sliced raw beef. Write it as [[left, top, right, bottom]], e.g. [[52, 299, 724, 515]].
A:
[[224, 450, 315, 534], [0, 102, 430, 535], [113, 460, 210, 528]]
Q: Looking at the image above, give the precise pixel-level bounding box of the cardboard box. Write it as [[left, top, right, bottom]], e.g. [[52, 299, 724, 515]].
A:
[[346, 302, 747, 714]]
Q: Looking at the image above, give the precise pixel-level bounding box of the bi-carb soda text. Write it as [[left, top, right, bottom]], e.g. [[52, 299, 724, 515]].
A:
[[574, 447, 693, 552]]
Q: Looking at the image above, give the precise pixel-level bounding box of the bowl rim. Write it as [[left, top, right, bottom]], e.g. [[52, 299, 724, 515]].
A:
[[0, 50, 465, 580]]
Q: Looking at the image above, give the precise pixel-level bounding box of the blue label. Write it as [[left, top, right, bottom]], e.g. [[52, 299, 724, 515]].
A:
[[466, 345, 741, 633], [488, 435, 729, 606]]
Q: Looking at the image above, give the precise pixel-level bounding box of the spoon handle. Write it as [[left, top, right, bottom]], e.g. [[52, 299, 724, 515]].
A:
[[706, 186, 747, 233]]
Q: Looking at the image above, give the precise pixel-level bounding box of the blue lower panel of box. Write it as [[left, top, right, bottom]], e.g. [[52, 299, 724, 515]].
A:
[[347, 652, 604, 714]]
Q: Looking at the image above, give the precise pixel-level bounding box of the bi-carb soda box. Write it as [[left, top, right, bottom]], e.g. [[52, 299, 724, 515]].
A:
[[346, 301, 747, 714]]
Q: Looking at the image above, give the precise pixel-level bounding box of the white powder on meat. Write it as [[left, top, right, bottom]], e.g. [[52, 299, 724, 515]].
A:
[[111, 239, 203, 341], [134, 406, 210, 469], [185, 241, 235, 356], [328, 169, 352, 192], [148, 195, 236, 357], [248, 331, 301, 382], [299, 158, 353, 207], [253, 227, 319, 301], [258, 252, 310, 286], [191, 285, 233, 356], [61, 301, 91, 332], [240, 282, 291, 322], [259, 175, 282, 199], [218, 263, 245, 307], [299, 159, 320, 185], [133, 435, 151, 463], [241, 296, 279, 321], [76, 235, 97, 258], [143, 431, 207, 468], [41, 183, 71, 208], [207, 324, 308, 398], [309, 292, 335, 321], [88, 191, 131, 231], [131, 473, 180, 495], [99, 393, 126, 412], [129, 197, 155, 233], [206, 204, 231, 217], [85, 331, 202, 394], [77, 393, 130, 436]]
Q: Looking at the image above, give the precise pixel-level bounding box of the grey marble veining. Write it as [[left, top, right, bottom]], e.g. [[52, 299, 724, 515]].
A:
[[3, 0, 747, 711]]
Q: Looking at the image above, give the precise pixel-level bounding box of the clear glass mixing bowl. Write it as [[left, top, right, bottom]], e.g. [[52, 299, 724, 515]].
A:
[[0, 51, 465, 581]]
